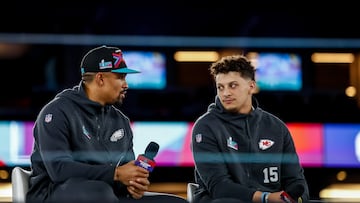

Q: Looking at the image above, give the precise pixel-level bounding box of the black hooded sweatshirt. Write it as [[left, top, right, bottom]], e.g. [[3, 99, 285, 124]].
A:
[[27, 81, 135, 201], [191, 96, 309, 203]]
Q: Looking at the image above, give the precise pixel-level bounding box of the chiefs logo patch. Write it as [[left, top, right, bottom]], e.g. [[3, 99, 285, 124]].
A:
[[258, 139, 274, 150]]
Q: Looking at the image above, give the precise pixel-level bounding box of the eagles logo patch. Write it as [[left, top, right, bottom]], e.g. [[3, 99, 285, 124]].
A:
[[110, 129, 124, 142]]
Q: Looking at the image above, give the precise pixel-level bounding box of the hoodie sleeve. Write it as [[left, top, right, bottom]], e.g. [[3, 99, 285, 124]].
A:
[[191, 118, 257, 202], [280, 130, 310, 202], [34, 102, 115, 185]]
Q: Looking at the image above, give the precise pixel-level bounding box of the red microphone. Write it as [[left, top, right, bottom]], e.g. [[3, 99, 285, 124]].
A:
[[280, 184, 304, 203], [134, 142, 159, 172], [280, 191, 296, 203]]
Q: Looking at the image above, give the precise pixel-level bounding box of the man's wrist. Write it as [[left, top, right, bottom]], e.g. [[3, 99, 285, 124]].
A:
[[261, 192, 270, 203]]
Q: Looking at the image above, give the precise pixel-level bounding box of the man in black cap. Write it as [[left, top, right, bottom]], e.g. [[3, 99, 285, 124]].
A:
[[26, 45, 188, 203]]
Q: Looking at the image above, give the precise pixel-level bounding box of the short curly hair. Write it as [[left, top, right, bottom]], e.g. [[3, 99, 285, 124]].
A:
[[209, 55, 256, 81]]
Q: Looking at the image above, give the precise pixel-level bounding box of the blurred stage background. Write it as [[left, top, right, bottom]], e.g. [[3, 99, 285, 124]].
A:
[[1, 1, 360, 202]]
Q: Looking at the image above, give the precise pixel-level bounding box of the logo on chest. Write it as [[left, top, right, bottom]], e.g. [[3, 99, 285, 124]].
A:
[[110, 129, 124, 142], [227, 137, 238, 150], [258, 139, 274, 150]]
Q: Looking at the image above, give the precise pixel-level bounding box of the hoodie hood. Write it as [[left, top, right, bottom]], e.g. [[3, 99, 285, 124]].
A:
[[207, 95, 259, 123], [54, 81, 111, 116]]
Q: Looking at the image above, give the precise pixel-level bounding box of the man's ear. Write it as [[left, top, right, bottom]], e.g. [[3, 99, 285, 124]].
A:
[[95, 72, 105, 86], [249, 80, 257, 94]]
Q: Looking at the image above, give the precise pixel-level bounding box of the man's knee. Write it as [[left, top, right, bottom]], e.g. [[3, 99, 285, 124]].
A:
[[51, 179, 117, 203]]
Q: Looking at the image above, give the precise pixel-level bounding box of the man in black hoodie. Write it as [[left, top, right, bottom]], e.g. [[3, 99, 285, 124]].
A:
[[191, 55, 309, 203], [26, 45, 188, 203]]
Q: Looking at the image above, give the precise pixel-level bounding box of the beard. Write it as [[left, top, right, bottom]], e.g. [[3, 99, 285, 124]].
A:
[[113, 99, 123, 109], [115, 94, 124, 106], [107, 93, 124, 107]]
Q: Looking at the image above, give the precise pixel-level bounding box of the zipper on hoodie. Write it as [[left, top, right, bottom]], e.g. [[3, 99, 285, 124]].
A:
[[99, 106, 112, 164], [245, 117, 251, 178], [95, 116, 100, 141]]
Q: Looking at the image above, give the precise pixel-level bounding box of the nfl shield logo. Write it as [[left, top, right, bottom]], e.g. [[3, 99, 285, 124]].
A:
[[45, 114, 53, 123], [195, 134, 202, 143]]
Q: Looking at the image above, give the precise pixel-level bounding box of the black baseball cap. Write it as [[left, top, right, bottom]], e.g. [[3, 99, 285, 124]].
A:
[[80, 45, 140, 75]]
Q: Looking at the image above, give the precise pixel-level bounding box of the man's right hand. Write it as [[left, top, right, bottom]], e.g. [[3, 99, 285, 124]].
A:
[[114, 160, 150, 199]]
